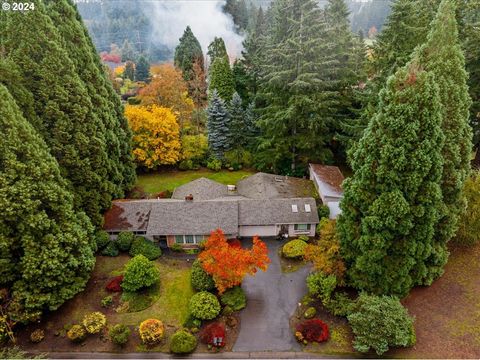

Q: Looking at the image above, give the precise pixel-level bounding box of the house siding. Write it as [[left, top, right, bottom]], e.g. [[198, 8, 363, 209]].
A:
[[239, 225, 278, 237]]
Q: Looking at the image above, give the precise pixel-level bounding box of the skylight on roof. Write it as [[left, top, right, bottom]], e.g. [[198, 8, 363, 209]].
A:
[[292, 204, 298, 213], [305, 204, 311, 212]]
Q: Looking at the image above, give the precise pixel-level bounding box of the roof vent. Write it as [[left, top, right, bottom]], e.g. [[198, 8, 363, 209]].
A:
[[305, 204, 311, 213], [227, 185, 236, 191], [292, 204, 298, 213]]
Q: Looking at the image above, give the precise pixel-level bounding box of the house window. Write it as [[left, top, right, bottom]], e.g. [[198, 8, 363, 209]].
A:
[[294, 224, 311, 232], [174, 235, 204, 244], [175, 235, 184, 244], [185, 235, 195, 244]]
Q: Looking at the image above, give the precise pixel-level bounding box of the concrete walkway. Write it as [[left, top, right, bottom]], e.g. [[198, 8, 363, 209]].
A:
[[233, 239, 310, 352]]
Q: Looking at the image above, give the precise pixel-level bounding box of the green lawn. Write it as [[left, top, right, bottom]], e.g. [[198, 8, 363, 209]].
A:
[[136, 168, 255, 194]]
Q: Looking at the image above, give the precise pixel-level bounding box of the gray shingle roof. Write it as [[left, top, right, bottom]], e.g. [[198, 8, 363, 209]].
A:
[[172, 177, 227, 200], [147, 200, 238, 235], [238, 198, 319, 225], [103, 200, 152, 231], [236, 172, 314, 199]]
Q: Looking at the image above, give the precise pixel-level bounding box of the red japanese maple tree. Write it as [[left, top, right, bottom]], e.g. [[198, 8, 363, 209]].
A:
[[198, 229, 270, 293]]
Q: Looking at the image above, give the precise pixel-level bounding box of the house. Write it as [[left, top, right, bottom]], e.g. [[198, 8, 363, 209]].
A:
[[309, 164, 345, 219], [104, 174, 319, 248]]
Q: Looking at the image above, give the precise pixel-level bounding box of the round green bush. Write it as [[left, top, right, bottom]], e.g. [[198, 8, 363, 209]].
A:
[[96, 230, 110, 251], [129, 236, 161, 260], [122, 255, 160, 292], [101, 241, 119, 257], [109, 324, 131, 346], [189, 291, 221, 320], [347, 293, 416, 355], [117, 231, 134, 251], [282, 239, 308, 258], [304, 307, 316, 319], [191, 260, 215, 292], [317, 204, 330, 220], [220, 286, 246, 311], [170, 330, 197, 354]]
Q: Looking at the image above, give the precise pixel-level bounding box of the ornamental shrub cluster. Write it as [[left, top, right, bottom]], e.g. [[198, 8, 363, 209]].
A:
[[109, 324, 131, 346], [117, 231, 135, 251], [191, 260, 216, 292], [139, 319, 164, 344], [129, 236, 162, 260], [220, 286, 246, 311], [199, 322, 226, 347], [82, 312, 107, 334], [296, 319, 329, 343], [122, 255, 160, 293], [347, 293, 416, 355], [67, 324, 87, 342], [101, 241, 119, 257], [282, 239, 308, 259], [306, 272, 336, 304], [169, 330, 197, 354], [188, 291, 221, 320], [96, 230, 110, 251], [106, 275, 124, 292]]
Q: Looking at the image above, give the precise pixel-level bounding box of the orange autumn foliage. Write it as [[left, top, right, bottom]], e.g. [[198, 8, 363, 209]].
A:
[[198, 229, 270, 294], [304, 219, 346, 283]]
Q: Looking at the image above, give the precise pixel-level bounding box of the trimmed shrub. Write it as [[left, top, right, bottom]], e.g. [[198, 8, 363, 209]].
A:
[[347, 294, 416, 355], [67, 325, 87, 342], [96, 230, 110, 251], [178, 159, 194, 170], [306, 272, 336, 305], [101, 296, 113, 308], [298, 235, 309, 242], [129, 236, 161, 260], [317, 205, 330, 221], [170, 330, 197, 354], [282, 239, 308, 259], [106, 275, 124, 292], [109, 324, 131, 346], [206, 157, 222, 171], [101, 241, 119, 257], [304, 307, 316, 319], [122, 255, 160, 292], [199, 322, 225, 347], [220, 286, 246, 311], [139, 319, 164, 344], [171, 243, 183, 252], [191, 260, 215, 292], [183, 313, 202, 329], [30, 329, 44, 343], [296, 319, 329, 343], [325, 292, 356, 317], [117, 231, 134, 251], [82, 312, 107, 334], [189, 291, 221, 320]]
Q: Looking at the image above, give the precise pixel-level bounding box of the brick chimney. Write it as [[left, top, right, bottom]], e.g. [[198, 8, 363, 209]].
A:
[[185, 194, 194, 201]]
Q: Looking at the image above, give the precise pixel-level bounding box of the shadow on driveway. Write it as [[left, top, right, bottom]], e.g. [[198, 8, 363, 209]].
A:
[[233, 239, 310, 352]]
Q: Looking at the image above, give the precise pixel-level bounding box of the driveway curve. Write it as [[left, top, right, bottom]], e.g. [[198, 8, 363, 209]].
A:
[[233, 239, 310, 352]]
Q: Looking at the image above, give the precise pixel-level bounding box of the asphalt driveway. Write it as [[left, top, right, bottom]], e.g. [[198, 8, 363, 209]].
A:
[[233, 239, 310, 352]]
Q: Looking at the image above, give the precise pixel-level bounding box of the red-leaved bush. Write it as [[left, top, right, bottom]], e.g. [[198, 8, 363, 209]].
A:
[[296, 319, 329, 343], [228, 239, 242, 249], [106, 275, 124, 292], [199, 322, 226, 347]]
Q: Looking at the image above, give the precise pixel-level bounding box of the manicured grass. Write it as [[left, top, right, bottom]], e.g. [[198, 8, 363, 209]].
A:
[[136, 168, 255, 194]]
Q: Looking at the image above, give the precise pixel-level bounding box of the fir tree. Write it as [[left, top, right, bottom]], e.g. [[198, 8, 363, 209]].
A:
[[174, 26, 204, 82], [121, 39, 136, 62], [232, 59, 250, 104], [207, 90, 231, 159], [337, 60, 445, 297], [135, 56, 150, 82], [244, 101, 259, 150], [1, 1, 116, 226], [413, 0, 473, 284], [207, 37, 229, 64], [124, 61, 135, 81], [229, 92, 246, 148], [208, 57, 235, 101], [0, 84, 95, 322]]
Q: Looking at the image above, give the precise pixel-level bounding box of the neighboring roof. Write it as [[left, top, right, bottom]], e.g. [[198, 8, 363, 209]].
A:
[[327, 201, 342, 219], [238, 198, 319, 226], [237, 172, 315, 199], [147, 200, 239, 235], [103, 200, 153, 231], [309, 164, 344, 198], [172, 177, 228, 201]]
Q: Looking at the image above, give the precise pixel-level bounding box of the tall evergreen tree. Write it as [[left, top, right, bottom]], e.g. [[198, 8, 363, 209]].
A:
[[207, 37, 229, 64], [232, 59, 250, 104], [174, 26, 204, 82], [121, 39, 136, 62], [135, 56, 150, 82], [229, 92, 247, 148], [0, 84, 95, 322], [413, 0, 473, 284], [208, 57, 235, 101], [256, 0, 336, 173], [1, 1, 116, 226], [124, 61, 135, 81], [337, 60, 445, 297], [207, 90, 231, 159]]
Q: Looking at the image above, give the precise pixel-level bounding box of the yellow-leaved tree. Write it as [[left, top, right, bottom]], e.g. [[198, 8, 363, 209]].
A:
[[125, 105, 181, 169]]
